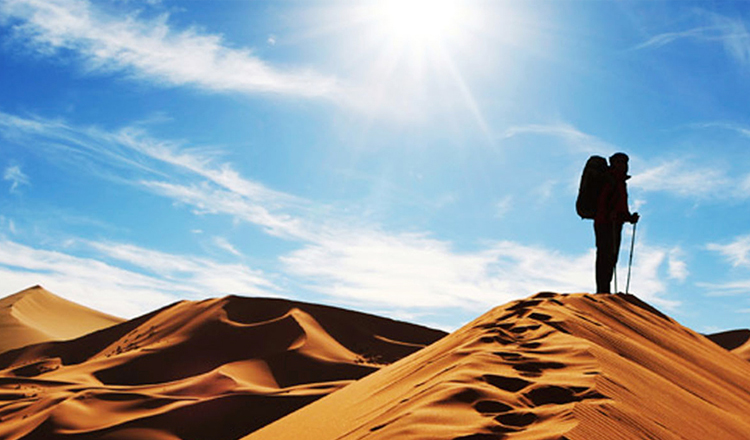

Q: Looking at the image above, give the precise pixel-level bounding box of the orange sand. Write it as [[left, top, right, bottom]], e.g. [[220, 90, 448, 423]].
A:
[[246, 292, 750, 440], [4, 288, 750, 440], [0, 286, 123, 354], [0, 290, 444, 440]]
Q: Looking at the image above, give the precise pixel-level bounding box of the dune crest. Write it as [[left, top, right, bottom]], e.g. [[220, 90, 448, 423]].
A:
[[0, 286, 123, 354], [246, 292, 750, 440], [707, 329, 750, 361], [0, 294, 445, 440]]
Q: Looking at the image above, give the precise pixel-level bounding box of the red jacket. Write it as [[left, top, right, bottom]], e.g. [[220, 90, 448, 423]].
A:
[[595, 168, 631, 225]]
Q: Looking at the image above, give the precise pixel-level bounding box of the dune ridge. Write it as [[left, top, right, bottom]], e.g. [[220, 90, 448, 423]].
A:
[[0, 286, 123, 354], [246, 292, 750, 440], [707, 329, 750, 361], [0, 294, 446, 440]]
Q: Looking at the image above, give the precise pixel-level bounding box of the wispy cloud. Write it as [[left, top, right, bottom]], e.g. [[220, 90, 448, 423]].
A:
[[707, 235, 750, 268], [633, 26, 721, 51], [88, 240, 276, 295], [668, 248, 689, 282], [500, 123, 615, 154], [0, 216, 17, 234], [700, 235, 750, 297], [0, 110, 682, 318], [212, 236, 242, 257], [3, 165, 29, 192], [139, 181, 310, 240], [690, 121, 750, 140], [282, 229, 680, 312], [612, 235, 682, 309], [0, 0, 338, 98], [0, 238, 279, 317], [0, 112, 302, 203], [0, 111, 308, 237], [630, 159, 731, 199], [634, 12, 750, 68], [698, 279, 750, 297], [495, 195, 513, 219]]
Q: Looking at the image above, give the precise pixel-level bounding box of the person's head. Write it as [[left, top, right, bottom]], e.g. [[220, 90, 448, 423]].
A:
[[609, 152, 629, 174]]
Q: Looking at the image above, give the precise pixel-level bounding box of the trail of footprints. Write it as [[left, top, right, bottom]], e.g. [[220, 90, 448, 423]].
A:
[[454, 293, 608, 440]]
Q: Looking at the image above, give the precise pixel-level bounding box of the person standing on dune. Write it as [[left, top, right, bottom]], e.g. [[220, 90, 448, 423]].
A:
[[594, 152, 639, 294]]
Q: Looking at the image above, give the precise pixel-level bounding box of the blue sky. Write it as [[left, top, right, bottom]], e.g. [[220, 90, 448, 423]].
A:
[[3, 0, 750, 332]]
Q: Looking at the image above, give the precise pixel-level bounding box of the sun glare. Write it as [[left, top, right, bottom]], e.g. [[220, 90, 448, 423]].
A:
[[378, 0, 464, 46]]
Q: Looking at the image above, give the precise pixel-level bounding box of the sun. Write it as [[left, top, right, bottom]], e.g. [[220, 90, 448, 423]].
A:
[[376, 0, 465, 47]]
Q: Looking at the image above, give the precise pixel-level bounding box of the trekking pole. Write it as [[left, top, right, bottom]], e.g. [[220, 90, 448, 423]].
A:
[[613, 264, 617, 294], [625, 222, 637, 295]]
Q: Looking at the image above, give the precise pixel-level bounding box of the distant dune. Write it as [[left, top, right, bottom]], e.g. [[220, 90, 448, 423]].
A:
[[0, 292, 446, 440], [0, 286, 123, 354], [246, 292, 750, 440], [707, 329, 750, 362]]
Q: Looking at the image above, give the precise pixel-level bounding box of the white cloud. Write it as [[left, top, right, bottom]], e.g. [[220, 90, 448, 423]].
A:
[[0, 111, 304, 202], [212, 236, 242, 257], [0, 238, 279, 317], [698, 280, 750, 297], [88, 240, 275, 295], [0, 112, 310, 238], [282, 228, 680, 312], [668, 248, 689, 282], [139, 180, 310, 240], [629, 159, 730, 198], [0, 216, 17, 234], [0, 238, 175, 317], [495, 195, 513, 218], [500, 123, 615, 154], [0, 111, 682, 319], [0, 0, 338, 98], [634, 13, 750, 69], [698, 235, 750, 297], [709, 14, 750, 67], [633, 26, 719, 51], [281, 232, 578, 311], [615, 240, 680, 309], [707, 235, 750, 268], [3, 165, 29, 192]]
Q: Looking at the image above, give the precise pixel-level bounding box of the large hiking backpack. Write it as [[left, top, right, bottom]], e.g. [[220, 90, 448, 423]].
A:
[[576, 155, 609, 219]]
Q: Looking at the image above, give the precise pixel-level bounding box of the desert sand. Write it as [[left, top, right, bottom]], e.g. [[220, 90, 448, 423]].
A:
[[0, 286, 123, 354], [0, 288, 445, 440], [246, 292, 750, 440], [2, 288, 750, 440]]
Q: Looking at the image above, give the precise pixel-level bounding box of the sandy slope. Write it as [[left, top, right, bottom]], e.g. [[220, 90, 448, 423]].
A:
[[0, 286, 123, 354], [707, 329, 750, 361], [0, 295, 445, 440], [247, 292, 750, 440]]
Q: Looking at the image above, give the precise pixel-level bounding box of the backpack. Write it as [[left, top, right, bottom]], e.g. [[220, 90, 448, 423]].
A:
[[576, 155, 609, 219]]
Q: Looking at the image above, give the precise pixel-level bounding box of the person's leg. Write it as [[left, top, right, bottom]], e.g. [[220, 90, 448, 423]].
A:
[[595, 222, 614, 293], [613, 222, 623, 266]]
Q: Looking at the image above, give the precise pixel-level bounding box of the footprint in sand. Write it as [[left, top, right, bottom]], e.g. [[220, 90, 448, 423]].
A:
[[452, 434, 504, 440], [473, 400, 513, 414], [512, 360, 566, 375], [482, 374, 532, 392], [494, 411, 538, 427]]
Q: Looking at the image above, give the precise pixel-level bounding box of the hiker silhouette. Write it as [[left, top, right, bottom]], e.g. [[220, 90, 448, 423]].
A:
[[593, 153, 639, 293]]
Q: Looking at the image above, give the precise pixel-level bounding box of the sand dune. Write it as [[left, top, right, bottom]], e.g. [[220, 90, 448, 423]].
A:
[[247, 292, 750, 440], [0, 294, 445, 440], [4, 289, 750, 440], [707, 329, 750, 361], [0, 286, 123, 354]]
